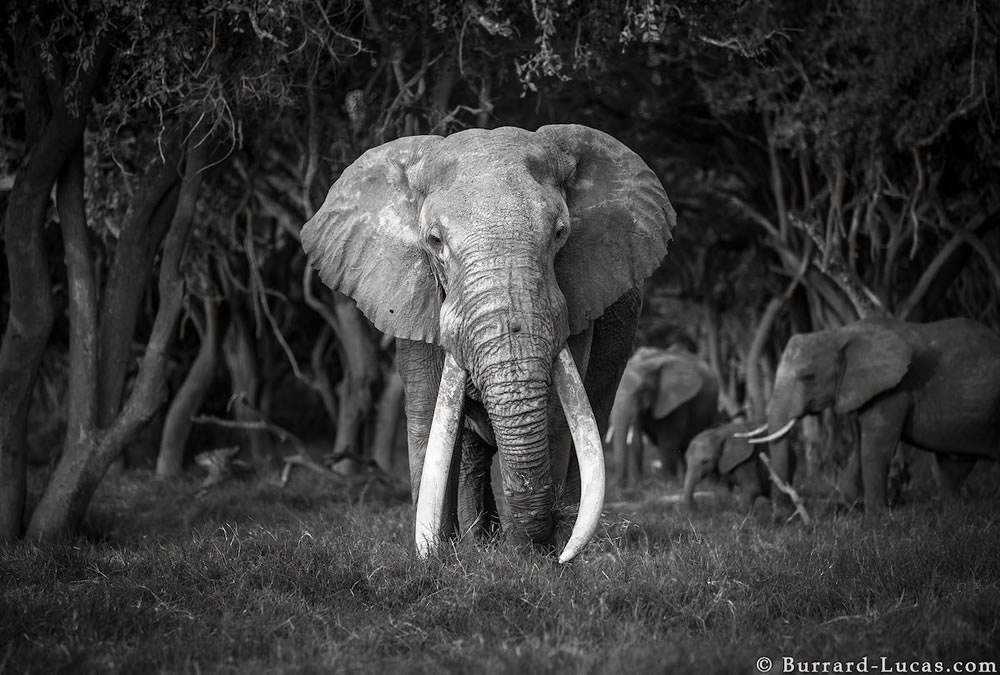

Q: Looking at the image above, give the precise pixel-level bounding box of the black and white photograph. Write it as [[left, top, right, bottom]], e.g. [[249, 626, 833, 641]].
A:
[[1, 1, 998, 672]]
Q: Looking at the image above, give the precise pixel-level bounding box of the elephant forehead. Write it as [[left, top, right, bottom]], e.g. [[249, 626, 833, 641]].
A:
[[429, 127, 568, 183], [618, 367, 645, 388], [782, 334, 814, 363], [785, 331, 843, 363], [422, 182, 564, 236]]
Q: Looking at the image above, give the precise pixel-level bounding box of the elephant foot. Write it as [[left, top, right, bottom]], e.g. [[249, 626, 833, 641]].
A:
[[770, 499, 795, 524], [861, 501, 889, 518]]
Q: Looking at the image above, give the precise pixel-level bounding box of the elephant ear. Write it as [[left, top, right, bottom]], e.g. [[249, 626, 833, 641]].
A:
[[835, 322, 913, 414], [300, 135, 444, 343], [537, 124, 676, 334], [652, 355, 702, 418], [719, 430, 755, 475]]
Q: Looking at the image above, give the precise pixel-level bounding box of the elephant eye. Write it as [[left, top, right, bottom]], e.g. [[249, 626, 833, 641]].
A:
[[799, 372, 815, 382], [554, 221, 569, 244], [426, 227, 443, 251]]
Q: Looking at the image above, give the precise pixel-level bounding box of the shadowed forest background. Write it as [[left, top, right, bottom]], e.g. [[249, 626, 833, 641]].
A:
[[3, 3, 1000, 673], [1, 0, 998, 540]]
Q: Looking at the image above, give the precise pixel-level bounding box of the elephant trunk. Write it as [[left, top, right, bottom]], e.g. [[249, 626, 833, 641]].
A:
[[608, 383, 640, 488], [764, 386, 798, 496], [681, 462, 699, 509], [478, 347, 605, 560], [480, 359, 555, 544]]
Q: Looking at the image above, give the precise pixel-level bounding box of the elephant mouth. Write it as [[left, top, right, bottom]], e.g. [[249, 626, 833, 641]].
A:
[[413, 348, 605, 563]]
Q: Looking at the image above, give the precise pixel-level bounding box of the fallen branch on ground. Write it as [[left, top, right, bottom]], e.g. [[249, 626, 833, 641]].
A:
[[759, 454, 813, 525]]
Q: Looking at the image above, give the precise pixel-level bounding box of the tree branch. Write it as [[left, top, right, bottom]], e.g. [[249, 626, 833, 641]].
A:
[[790, 212, 885, 320]]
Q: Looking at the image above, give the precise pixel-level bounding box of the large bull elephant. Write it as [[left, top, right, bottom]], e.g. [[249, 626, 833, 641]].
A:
[[747, 318, 1000, 512], [682, 420, 770, 511], [301, 125, 675, 562], [607, 347, 719, 488]]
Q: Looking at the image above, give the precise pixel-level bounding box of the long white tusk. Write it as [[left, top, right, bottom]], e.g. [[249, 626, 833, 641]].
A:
[[414, 353, 467, 558], [603, 425, 615, 444], [733, 423, 769, 438], [747, 419, 796, 445], [626, 425, 635, 445], [552, 347, 605, 564]]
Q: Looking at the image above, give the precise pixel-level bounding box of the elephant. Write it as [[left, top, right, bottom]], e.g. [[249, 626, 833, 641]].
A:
[[606, 346, 719, 488], [681, 420, 770, 511], [301, 125, 675, 562], [747, 317, 1000, 512]]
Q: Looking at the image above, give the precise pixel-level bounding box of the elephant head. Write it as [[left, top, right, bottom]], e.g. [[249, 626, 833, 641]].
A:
[[748, 321, 912, 492], [682, 421, 757, 507], [616, 348, 705, 419], [301, 125, 674, 561], [608, 347, 712, 484]]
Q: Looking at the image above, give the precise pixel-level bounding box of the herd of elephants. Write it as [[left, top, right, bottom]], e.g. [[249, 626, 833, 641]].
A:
[[301, 124, 1000, 562]]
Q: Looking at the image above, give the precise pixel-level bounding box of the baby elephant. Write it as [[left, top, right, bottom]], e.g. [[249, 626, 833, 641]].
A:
[[682, 421, 769, 510]]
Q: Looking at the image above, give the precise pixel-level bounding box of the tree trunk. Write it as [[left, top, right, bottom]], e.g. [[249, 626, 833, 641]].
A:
[[745, 298, 782, 420], [371, 368, 405, 472], [704, 308, 740, 417], [746, 261, 805, 420], [790, 213, 885, 320], [156, 293, 222, 477], [330, 295, 378, 472], [899, 208, 1000, 319], [26, 134, 206, 540], [0, 28, 107, 540], [98, 134, 184, 475], [222, 309, 273, 468], [0, 166, 56, 540], [57, 139, 98, 468], [309, 324, 339, 423]]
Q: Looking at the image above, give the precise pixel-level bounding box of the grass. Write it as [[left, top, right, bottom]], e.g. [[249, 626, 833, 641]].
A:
[[2, 471, 999, 674]]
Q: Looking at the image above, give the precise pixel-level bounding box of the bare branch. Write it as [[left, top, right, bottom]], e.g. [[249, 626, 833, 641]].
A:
[[759, 454, 812, 525], [790, 213, 885, 319]]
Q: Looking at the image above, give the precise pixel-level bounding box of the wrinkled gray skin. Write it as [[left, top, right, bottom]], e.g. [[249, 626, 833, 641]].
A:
[[608, 347, 718, 488], [765, 317, 1000, 512], [301, 125, 674, 548], [682, 420, 769, 511]]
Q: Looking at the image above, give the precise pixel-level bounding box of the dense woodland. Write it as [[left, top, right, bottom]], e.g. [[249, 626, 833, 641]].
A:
[[1, 0, 998, 541]]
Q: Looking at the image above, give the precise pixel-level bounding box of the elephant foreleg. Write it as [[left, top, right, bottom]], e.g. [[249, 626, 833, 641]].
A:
[[651, 412, 688, 483], [732, 462, 762, 512], [457, 430, 499, 539], [857, 392, 909, 512], [838, 448, 864, 507], [397, 338, 463, 540], [588, 288, 642, 490], [932, 453, 977, 500]]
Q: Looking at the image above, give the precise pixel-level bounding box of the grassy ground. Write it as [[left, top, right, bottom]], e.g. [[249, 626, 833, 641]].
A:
[[2, 469, 998, 674]]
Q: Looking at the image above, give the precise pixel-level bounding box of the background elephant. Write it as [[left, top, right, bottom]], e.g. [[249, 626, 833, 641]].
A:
[[682, 420, 770, 510], [301, 125, 675, 561], [750, 317, 1000, 512], [607, 346, 719, 488]]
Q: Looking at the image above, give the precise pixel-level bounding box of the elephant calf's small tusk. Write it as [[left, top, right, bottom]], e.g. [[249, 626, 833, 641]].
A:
[[603, 426, 615, 444], [414, 353, 467, 558], [552, 347, 606, 564], [748, 419, 796, 445], [733, 423, 769, 438], [625, 425, 635, 445]]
